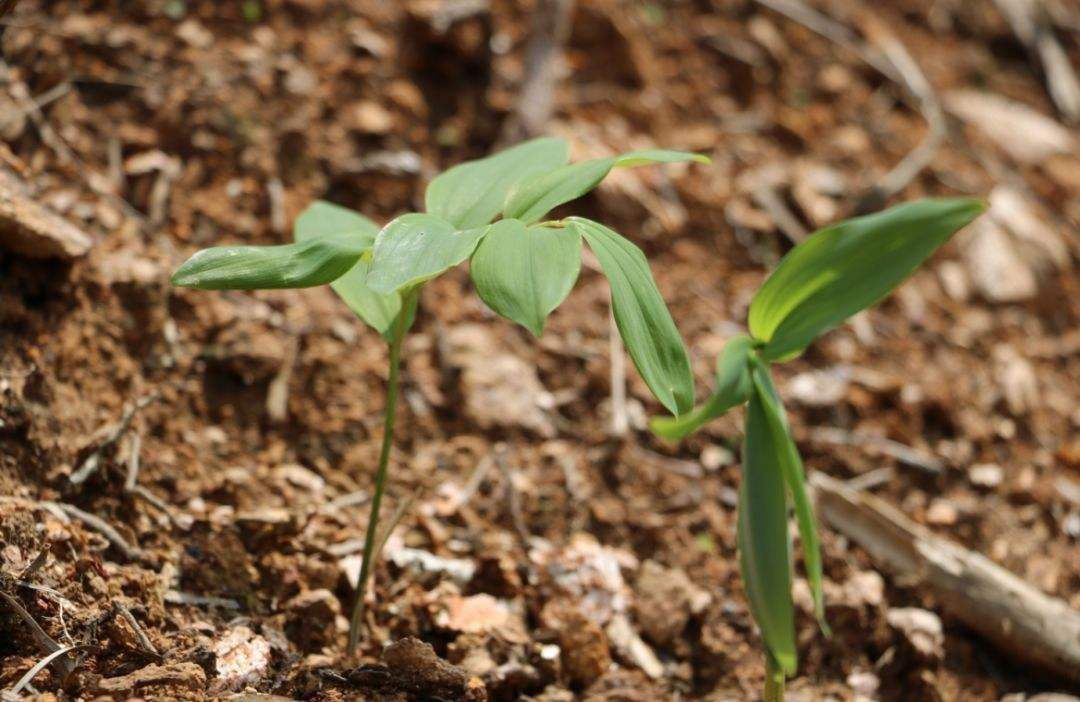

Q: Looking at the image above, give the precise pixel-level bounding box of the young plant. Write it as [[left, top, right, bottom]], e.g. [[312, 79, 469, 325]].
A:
[[171, 137, 709, 652], [651, 198, 985, 700]]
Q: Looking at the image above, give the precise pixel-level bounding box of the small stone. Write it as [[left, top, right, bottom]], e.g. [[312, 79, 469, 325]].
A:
[[886, 607, 944, 661], [925, 499, 958, 526], [633, 560, 711, 646], [847, 669, 880, 697], [540, 601, 612, 687], [968, 463, 1004, 488], [347, 100, 395, 134], [213, 626, 271, 690], [285, 589, 341, 652], [700, 444, 734, 471], [0, 170, 93, 258]]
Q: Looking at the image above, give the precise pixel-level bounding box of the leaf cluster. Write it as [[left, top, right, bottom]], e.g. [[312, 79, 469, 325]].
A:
[[652, 197, 985, 676], [173, 137, 708, 415]]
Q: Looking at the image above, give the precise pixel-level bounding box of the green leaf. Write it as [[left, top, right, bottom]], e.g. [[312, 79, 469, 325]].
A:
[[171, 233, 366, 290], [569, 216, 694, 415], [650, 334, 755, 441], [293, 201, 401, 337], [424, 137, 569, 229], [294, 200, 379, 248], [749, 198, 985, 361], [749, 358, 828, 633], [504, 150, 710, 224], [740, 383, 798, 677], [366, 213, 486, 295], [470, 219, 582, 336]]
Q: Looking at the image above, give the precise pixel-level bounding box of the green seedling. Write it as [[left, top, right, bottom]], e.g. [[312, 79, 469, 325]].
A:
[[172, 137, 708, 652], [652, 197, 985, 699]]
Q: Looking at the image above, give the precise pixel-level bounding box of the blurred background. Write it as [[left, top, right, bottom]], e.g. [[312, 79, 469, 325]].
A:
[[0, 0, 1077, 699]]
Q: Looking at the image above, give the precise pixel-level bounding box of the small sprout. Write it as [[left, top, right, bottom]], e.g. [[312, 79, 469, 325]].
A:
[[171, 136, 709, 653], [651, 197, 985, 699]]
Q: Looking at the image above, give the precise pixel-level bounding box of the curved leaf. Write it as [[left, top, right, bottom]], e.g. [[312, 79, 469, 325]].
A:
[[294, 200, 379, 247], [504, 150, 710, 224], [171, 233, 366, 290], [569, 216, 694, 415], [293, 201, 401, 337], [366, 213, 486, 294], [425, 137, 569, 229], [470, 219, 582, 336], [750, 358, 828, 632], [740, 384, 797, 676], [650, 334, 755, 441], [749, 198, 985, 361]]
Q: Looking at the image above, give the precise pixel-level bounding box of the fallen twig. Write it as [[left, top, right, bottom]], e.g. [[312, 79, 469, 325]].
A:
[[500, 0, 575, 143], [111, 602, 160, 658], [2, 644, 89, 701], [162, 590, 240, 610], [808, 426, 944, 475], [752, 0, 946, 211], [993, 0, 1080, 123], [47, 501, 154, 565], [70, 393, 158, 486], [812, 472, 1080, 684], [0, 591, 75, 679]]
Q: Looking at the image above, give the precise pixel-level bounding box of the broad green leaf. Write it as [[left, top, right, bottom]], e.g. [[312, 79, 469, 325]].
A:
[[503, 158, 615, 224], [294, 200, 379, 248], [171, 233, 366, 290], [650, 335, 755, 441], [293, 201, 401, 337], [470, 219, 582, 336], [569, 216, 694, 415], [330, 254, 402, 339], [366, 213, 486, 295], [749, 198, 985, 361], [740, 384, 797, 676], [504, 150, 710, 224], [424, 137, 569, 229], [750, 358, 828, 633]]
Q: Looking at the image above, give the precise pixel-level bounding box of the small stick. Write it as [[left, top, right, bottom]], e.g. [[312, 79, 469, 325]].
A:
[[0, 591, 74, 678], [163, 590, 240, 610], [111, 602, 159, 657], [807, 426, 943, 475], [2, 644, 88, 701], [812, 473, 1080, 684], [500, 0, 575, 143], [47, 502, 153, 565], [71, 393, 158, 486]]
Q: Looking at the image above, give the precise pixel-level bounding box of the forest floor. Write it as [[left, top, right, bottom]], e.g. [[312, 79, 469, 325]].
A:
[[0, 0, 1077, 699]]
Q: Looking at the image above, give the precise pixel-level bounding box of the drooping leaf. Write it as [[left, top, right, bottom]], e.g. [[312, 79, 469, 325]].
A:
[[749, 198, 985, 361], [470, 219, 582, 336], [650, 334, 755, 441], [366, 213, 487, 295], [424, 137, 569, 229], [293, 201, 401, 337], [749, 358, 828, 632], [569, 216, 694, 415], [331, 254, 403, 339], [503, 150, 710, 224], [740, 385, 798, 677], [171, 233, 366, 290]]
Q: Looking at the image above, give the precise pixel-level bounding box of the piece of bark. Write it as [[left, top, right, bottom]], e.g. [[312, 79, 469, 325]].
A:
[[811, 473, 1080, 685], [0, 168, 93, 258]]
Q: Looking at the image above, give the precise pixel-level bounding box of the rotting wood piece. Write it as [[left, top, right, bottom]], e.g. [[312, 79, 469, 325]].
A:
[[811, 472, 1080, 685]]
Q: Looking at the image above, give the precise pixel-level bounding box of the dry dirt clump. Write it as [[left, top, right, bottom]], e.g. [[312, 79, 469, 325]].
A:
[[0, 0, 1077, 699]]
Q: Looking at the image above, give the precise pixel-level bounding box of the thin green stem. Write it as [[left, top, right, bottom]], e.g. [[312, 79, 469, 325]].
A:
[[347, 289, 417, 654], [764, 654, 785, 702]]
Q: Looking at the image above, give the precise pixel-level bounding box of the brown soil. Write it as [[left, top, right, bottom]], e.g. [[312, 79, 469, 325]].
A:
[[0, 0, 1077, 700]]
